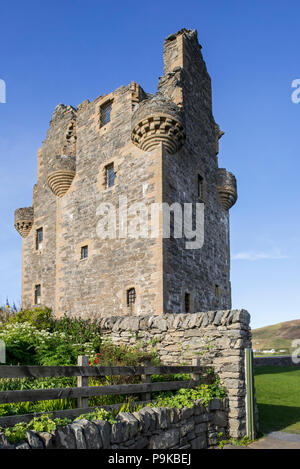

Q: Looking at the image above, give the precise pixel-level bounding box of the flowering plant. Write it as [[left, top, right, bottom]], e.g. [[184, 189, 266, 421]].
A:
[[89, 352, 101, 365]]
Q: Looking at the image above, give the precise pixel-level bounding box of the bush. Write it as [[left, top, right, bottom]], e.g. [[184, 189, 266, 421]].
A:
[[96, 339, 159, 367], [50, 314, 102, 353], [8, 307, 53, 330], [0, 322, 95, 365]]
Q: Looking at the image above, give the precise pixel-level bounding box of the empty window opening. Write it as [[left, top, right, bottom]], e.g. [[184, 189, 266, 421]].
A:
[[197, 174, 204, 200], [35, 284, 41, 305], [36, 228, 43, 250], [106, 163, 116, 188], [81, 245, 88, 259], [127, 288, 136, 307], [184, 292, 191, 313], [215, 284, 220, 300], [100, 101, 112, 127]]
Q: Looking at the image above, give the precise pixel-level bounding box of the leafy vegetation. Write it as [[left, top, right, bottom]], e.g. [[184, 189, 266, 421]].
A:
[[0, 414, 72, 443], [0, 379, 228, 444], [217, 432, 253, 449], [150, 381, 227, 409], [0, 308, 158, 416], [0, 307, 157, 367], [0, 307, 225, 426], [75, 408, 117, 424]]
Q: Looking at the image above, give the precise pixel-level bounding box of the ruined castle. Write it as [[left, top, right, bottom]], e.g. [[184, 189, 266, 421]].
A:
[[14, 29, 237, 318]]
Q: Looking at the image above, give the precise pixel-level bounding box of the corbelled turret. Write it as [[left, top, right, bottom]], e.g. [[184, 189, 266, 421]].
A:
[[14, 207, 34, 238], [131, 95, 186, 154], [47, 154, 76, 197], [217, 168, 237, 210]]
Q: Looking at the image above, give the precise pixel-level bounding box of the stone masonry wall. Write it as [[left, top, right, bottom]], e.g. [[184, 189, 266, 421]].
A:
[[254, 356, 300, 367], [99, 309, 252, 438], [0, 398, 228, 449], [160, 29, 232, 313]]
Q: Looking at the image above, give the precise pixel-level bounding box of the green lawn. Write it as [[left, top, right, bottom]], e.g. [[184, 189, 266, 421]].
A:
[[254, 366, 300, 434]]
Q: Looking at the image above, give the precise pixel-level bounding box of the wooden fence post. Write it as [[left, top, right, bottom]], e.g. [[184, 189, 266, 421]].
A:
[[77, 355, 89, 409], [245, 348, 255, 439], [191, 358, 201, 385], [141, 360, 152, 401]]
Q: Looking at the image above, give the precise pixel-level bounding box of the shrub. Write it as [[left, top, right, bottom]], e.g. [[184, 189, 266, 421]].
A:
[[8, 307, 53, 330], [50, 314, 102, 352], [0, 322, 95, 365], [96, 339, 159, 367], [2, 308, 102, 356]]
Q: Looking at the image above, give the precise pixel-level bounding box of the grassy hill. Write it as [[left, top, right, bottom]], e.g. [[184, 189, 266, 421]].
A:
[[252, 319, 300, 353]]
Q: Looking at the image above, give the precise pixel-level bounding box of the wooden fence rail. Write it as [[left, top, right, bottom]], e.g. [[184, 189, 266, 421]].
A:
[[0, 356, 210, 428], [0, 365, 209, 379]]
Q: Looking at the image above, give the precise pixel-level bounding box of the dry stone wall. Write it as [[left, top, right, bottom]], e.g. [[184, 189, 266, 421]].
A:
[[0, 398, 228, 449], [254, 356, 300, 367], [99, 309, 252, 438]]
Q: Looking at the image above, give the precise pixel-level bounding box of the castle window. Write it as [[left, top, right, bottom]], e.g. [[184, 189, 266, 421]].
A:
[[81, 245, 88, 259], [106, 163, 116, 188], [215, 284, 220, 301], [35, 284, 41, 305], [36, 228, 43, 250], [197, 174, 204, 200], [127, 288, 136, 307], [100, 101, 112, 127], [184, 292, 191, 313]]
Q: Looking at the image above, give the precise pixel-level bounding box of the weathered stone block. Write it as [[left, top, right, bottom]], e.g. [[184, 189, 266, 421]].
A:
[[195, 423, 207, 434], [38, 432, 55, 449], [53, 425, 77, 449], [0, 433, 14, 449], [190, 434, 207, 449], [26, 430, 44, 449], [15, 441, 31, 449], [117, 413, 139, 439], [94, 420, 111, 448], [70, 422, 87, 449], [180, 421, 194, 437], [149, 429, 180, 449]]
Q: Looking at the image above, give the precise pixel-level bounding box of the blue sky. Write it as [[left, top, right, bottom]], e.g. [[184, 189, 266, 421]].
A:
[[0, 0, 299, 329]]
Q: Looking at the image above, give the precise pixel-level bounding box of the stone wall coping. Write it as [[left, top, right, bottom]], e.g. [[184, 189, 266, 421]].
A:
[[98, 309, 250, 332]]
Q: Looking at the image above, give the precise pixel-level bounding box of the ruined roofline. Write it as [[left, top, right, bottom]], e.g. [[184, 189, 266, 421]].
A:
[[48, 28, 202, 122], [164, 28, 199, 45], [48, 82, 151, 121]]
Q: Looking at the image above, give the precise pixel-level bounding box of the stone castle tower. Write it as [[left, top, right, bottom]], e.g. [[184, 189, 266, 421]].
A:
[[14, 29, 237, 318]]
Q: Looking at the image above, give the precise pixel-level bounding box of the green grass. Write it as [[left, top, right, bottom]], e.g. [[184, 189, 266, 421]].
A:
[[254, 366, 300, 434]]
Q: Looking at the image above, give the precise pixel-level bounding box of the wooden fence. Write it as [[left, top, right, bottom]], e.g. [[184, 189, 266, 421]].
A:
[[0, 357, 211, 427]]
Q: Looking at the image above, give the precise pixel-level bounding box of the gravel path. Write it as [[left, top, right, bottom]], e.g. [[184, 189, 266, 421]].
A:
[[224, 432, 300, 449]]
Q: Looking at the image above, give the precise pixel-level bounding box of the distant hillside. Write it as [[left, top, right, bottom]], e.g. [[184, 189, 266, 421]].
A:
[[252, 319, 300, 353]]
